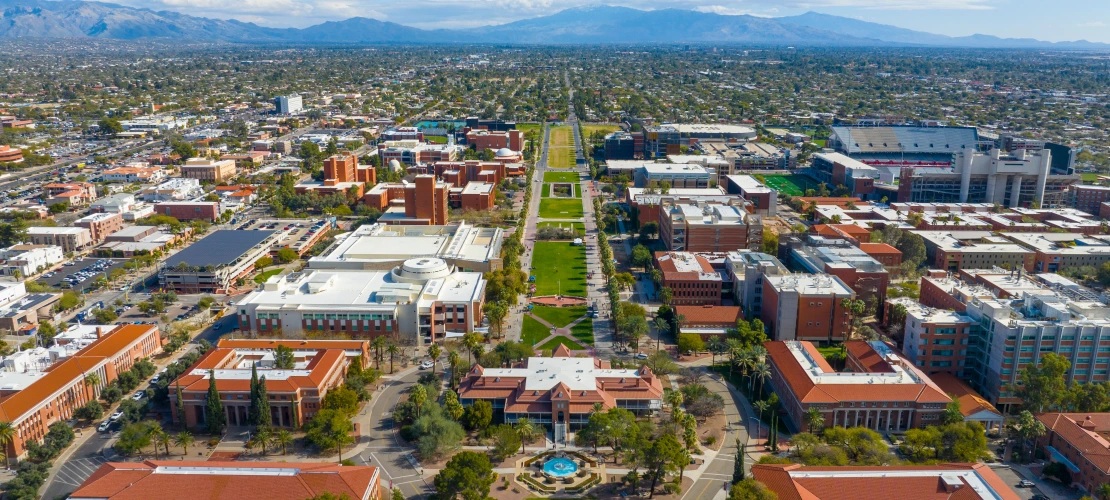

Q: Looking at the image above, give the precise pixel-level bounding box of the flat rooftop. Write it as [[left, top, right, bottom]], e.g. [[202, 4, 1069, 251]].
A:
[[310, 222, 501, 266], [766, 274, 854, 296], [163, 230, 274, 269]]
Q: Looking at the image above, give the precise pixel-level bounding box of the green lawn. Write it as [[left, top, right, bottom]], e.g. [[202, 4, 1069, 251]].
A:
[[581, 124, 620, 137], [517, 123, 542, 133], [539, 198, 584, 219], [542, 183, 551, 197], [548, 148, 576, 169], [544, 171, 581, 183], [253, 268, 283, 284], [1082, 173, 1102, 182], [537, 221, 585, 233], [550, 126, 573, 148], [575, 184, 582, 198], [531, 305, 587, 328], [571, 320, 594, 346], [522, 315, 551, 346], [761, 174, 820, 197], [425, 135, 448, 144], [531, 242, 587, 296], [539, 335, 586, 352]]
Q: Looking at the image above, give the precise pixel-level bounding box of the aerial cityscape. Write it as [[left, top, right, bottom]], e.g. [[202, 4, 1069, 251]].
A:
[[2, 2, 1110, 500]]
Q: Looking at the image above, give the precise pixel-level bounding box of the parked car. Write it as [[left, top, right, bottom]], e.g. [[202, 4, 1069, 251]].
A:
[[634, 353, 648, 360], [1018, 480, 1035, 488], [131, 391, 145, 401], [109, 411, 124, 422], [419, 360, 434, 370], [98, 421, 112, 432]]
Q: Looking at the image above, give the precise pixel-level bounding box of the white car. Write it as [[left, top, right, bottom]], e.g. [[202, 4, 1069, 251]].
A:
[[98, 421, 112, 432], [109, 411, 124, 422], [419, 360, 434, 370], [131, 391, 145, 401], [634, 353, 648, 360]]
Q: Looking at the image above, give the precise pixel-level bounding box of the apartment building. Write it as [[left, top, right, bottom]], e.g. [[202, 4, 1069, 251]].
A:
[[101, 166, 166, 183], [725, 251, 788, 319], [659, 199, 762, 253], [180, 158, 237, 182], [915, 230, 1034, 272], [0, 245, 64, 277], [783, 234, 889, 306], [761, 274, 855, 344], [766, 340, 951, 433], [72, 461, 381, 500], [458, 347, 663, 429], [27, 226, 93, 252], [236, 259, 485, 346], [653, 251, 726, 306], [0, 325, 163, 459], [169, 339, 367, 428], [75, 212, 124, 243], [274, 94, 302, 114], [44, 182, 97, 206]]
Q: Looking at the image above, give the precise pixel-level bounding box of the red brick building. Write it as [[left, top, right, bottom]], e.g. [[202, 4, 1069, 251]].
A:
[[659, 200, 762, 253], [1074, 185, 1110, 215], [75, 212, 124, 243], [458, 182, 495, 212], [761, 274, 856, 344], [752, 463, 1021, 500], [859, 242, 903, 269], [1037, 413, 1110, 495], [404, 175, 449, 225], [765, 340, 950, 433], [466, 129, 523, 152], [0, 145, 24, 163], [154, 201, 220, 221], [653, 251, 724, 306]]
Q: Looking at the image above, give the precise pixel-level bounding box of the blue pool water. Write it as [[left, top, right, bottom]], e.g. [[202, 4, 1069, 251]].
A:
[[543, 457, 578, 478]]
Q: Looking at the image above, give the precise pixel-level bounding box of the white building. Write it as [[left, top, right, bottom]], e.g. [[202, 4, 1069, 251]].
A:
[[90, 193, 137, 214], [275, 94, 303, 115], [237, 259, 485, 346], [0, 245, 65, 277], [309, 222, 503, 273], [141, 178, 204, 202]]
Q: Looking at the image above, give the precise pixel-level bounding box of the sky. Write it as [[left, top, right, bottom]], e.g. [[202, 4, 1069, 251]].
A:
[[101, 0, 1110, 43]]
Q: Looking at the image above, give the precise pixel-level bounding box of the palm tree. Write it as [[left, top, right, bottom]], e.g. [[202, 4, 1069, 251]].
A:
[[153, 429, 171, 458], [752, 400, 769, 445], [255, 427, 271, 456], [665, 391, 684, 423], [516, 418, 537, 454], [805, 408, 825, 434], [1096, 483, 1110, 500], [0, 421, 15, 467], [462, 332, 482, 363], [84, 373, 101, 389], [276, 430, 294, 455], [428, 343, 442, 375], [244, 439, 256, 455], [754, 362, 772, 399], [173, 431, 195, 457], [447, 350, 462, 389], [371, 336, 387, 369], [591, 402, 604, 415], [386, 343, 399, 374]]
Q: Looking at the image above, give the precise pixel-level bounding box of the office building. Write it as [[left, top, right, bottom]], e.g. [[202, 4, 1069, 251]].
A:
[[811, 153, 881, 200], [71, 461, 381, 500], [783, 235, 889, 306], [0, 145, 23, 163], [626, 187, 739, 227], [0, 325, 163, 459], [458, 181, 495, 212], [765, 340, 951, 433], [44, 182, 97, 206], [180, 158, 237, 183], [659, 199, 762, 253], [160, 230, 277, 293], [236, 259, 485, 345], [154, 201, 220, 221], [604, 131, 636, 160], [274, 94, 303, 115], [653, 251, 726, 306], [396, 175, 449, 226], [295, 153, 375, 198], [75, 212, 124, 243], [141, 178, 204, 202], [169, 339, 367, 428], [722, 175, 777, 215], [377, 141, 463, 166], [457, 347, 663, 429], [1073, 185, 1110, 215], [0, 245, 64, 277], [0, 279, 59, 332], [725, 251, 788, 319], [100, 166, 166, 183], [761, 274, 855, 344], [27, 226, 93, 252], [896, 299, 974, 378], [752, 463, 1020, 500], [309, 222, 503, 273], [1002, 232, 1110, 273], [635, 163, 713, 189]]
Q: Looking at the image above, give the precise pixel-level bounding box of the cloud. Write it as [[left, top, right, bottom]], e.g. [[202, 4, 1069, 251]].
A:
[[1078, 21, 1105, 28]]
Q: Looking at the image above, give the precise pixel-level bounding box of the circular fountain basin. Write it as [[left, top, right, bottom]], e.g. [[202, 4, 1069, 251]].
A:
[[542, 457, 579, 478]]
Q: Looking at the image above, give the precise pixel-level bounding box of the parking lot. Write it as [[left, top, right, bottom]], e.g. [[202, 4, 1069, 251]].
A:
[[236, 217, 333, 255], [38, 258, 130, 292]]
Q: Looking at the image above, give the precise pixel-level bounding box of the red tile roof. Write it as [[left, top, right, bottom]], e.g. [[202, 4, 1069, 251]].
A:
[[676, 305, 742, 327], [859, 242, 901, 255], [752, 463, 1021, 500], [69, 460, 379, 500], [929, 373, 1001, 419], [1037, 413, 1110, 474]]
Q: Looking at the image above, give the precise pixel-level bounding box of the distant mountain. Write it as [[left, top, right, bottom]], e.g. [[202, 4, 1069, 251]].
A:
[[0, 1, 1106, 49], [778, 11, 1110, 49]]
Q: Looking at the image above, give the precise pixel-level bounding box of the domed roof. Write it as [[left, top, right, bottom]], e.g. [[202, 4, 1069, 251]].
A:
[[495, 148, 514, 157], [396, 258, 452, 281], [388, 159, 401, 169]]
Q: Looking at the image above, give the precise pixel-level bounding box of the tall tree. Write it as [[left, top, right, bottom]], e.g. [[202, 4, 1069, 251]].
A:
[[175, 383, 186, 428], [733, 438, 746, 484], [248, 364, 261, 426], [428, 343, 442, 375], [433, 451, 496, 500], [205, 370, 227, 435], [1018, 352, 1070, 413], [255, 376, 272, 428]]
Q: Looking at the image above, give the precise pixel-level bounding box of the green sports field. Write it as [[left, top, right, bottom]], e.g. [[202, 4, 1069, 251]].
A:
[[761, 174, 820, 196], [539, 198, 584, 219], [544, 171, 581, 183], [531, 242, 587, 297]]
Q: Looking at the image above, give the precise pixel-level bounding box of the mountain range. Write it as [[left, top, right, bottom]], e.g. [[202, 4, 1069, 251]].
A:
[[0, 1, 1106, 49]]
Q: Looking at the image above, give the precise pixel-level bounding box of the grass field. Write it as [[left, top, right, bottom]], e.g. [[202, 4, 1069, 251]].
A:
[[425, 135, 448, 144], [548, 148, 576, 169], [1082, 173, 1102, 182], [537, 221, 585, 232], [571, 320, 594, 345], [544, 171, 581, 183], [517, 123, 542, 133], [761, 174, 819, 196], [539, 198, 584, 219], [550, 126, 573, 148], [522, 316, 551, 346], [531, 305, 587, 328], [531, 242, 587, 297], [575, 184, 582, 198], [581, 124, 620, 137], [542, 184, 550, 197], [253, 268, 282, 284], [539, 336, 585, 352]]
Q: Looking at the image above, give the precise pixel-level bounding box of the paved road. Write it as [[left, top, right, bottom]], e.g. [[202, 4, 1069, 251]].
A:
[[354, 367, 431, 499], [41, 430, 116, 500], [684, 370, 754, 500]]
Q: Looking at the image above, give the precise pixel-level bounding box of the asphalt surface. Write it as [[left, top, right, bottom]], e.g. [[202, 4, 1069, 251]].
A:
[[355, 367, 433, 499], [38, 258, 129, 291]]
